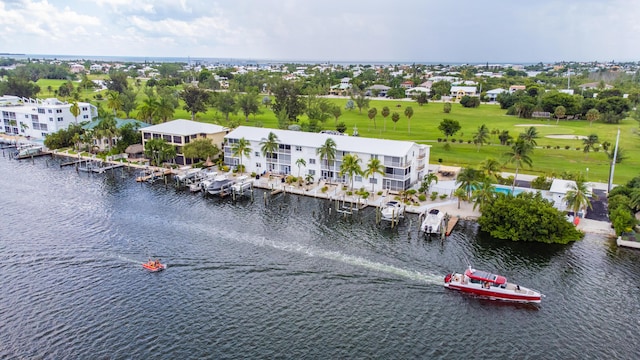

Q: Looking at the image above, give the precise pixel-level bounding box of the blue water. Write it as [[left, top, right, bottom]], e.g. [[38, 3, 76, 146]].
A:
[[1, 154, 639, 359], [494, 185, 524, 196]]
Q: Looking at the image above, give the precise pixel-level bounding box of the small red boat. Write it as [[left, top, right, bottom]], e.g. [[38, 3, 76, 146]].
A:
[[142, 259, 166, 272], [444, 267, 542, 303]]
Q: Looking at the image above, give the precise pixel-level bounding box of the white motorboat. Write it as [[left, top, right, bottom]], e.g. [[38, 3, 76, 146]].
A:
[[444, 267, 543, 304], [380, 201, 404, 221], [206, 175, 234, 195], [421, 208, 445, 234], [175, 167, 202, 182]]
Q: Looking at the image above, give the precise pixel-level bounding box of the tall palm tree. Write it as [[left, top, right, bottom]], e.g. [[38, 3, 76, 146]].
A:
[[137, 97, 159, 124], [339, 154, 362, 191], [106, 91, 123, 116], [156, 97, 175, 123], [69, 101, 81, 125], [404, 106, 414, 134], [364, 157, 385, 193], [504, 138, 533, 191], [316, 138, 337, 182], [231, 137, 251, 175], [456, 167, 480, 199], [582, 134, 599, 159], [473, 124, 490, 152], [471, 181, 496, 211], [367, 107, 377, 129], [259, 131, 279, 172], [586, 108, 600, 127], [519, 126, 539, 148], [564, 179, 592, 218], [295, 158, 306, 178]]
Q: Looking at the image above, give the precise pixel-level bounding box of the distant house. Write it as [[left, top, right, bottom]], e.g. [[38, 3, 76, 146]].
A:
[[140, 119, 228, 165], [486, 88, 507, 102], [69, 63, 86, 74], [578, 82, 613, 91], [450, 86, 477, 100], [366, 84, 391, 97], [405, 87, 431, 98], [509, 85, 526, 93], [400, 80, 414, 89], [329, 77, 352, 96]]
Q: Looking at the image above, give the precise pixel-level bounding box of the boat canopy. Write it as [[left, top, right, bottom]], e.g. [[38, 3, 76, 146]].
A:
[[465, 268, 507, 285]]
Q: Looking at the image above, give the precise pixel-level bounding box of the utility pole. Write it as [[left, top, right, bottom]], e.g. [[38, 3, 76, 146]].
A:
[[608, 128, 620, 192]]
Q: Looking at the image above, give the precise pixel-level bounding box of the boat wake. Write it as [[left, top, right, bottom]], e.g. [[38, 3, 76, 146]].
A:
[[212, 226, 444, 286]]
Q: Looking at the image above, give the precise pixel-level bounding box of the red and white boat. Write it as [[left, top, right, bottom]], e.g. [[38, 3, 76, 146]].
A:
[[444, 267, 543, 303]]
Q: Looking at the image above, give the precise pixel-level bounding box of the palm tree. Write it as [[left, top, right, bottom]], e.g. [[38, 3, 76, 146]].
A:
[[259, 131, 279, 173], [456, 167, 480, 199], [421, 172, 438, 194], [391, 112, 400, 130], [364, 157, 385, 193], [586, 108, 600, 127], [381, 106, 390, 131], [582, 134, 599, 159], [480, 158, 502, 182], [69, 101, 81, 125], [137, 97, 159, 124], [339, 154, 362, 191], [473, 124, 490, 152], [231, 137, 251, 175], [471, 181, 496, 211], [404, 106, 414, 133], [316, 138, 337, 182], [155, 97, 175, 123], [554, 105, 566, 124], [519, 126, 539, 147], [106, 91, 123, 116], [305, 173, 315, 185], [504, 138, 533, 191], [564, 179, 592, 218], [367, 107, 377, 129], [295, 158, 306, 178], [453, 187, 467, 209]]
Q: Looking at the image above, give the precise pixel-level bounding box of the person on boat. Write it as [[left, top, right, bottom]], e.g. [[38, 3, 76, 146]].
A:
[[154, 259, 161, 267]]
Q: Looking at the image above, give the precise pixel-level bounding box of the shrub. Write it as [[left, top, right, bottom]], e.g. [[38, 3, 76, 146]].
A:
[[440, 194, 448, 200], [565, 145, 571, 150], [430, 192, 438, 201], [418, 194, 427, 201], [321, 186, 328, 193], [451, 138, 457, 143], [377, 191, 383, 196], [346, 191, 353, 196]]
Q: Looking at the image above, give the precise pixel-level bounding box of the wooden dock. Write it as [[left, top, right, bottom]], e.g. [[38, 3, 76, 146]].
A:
[[445, 216, 459, 236], [136, 169, 172, 182]]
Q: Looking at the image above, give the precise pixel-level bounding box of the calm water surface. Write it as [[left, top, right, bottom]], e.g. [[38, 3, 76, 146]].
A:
[[1, 155, 639, 359]]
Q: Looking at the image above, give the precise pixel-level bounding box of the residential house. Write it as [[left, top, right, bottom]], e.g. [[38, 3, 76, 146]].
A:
[[366, 85, 390, 97], [140, 119, 228, 165], [224, 126, 430, 192], [548, 179, 592, 216], [1, 96, 97, 139], [509, 85, 526, 93], [329, 77, 352, 96], [69, 63, 86, 74], [82, 118, 150, 152], [450, 86, 477, 100], [486, 88, 507, 102]]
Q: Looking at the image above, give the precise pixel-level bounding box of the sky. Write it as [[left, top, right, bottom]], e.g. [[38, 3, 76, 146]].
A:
[[1, 0, 639, 64]]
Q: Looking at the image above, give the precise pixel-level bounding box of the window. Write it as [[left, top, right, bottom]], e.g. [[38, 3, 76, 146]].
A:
[[308, 169, 315, 175], [256, 163, 261, 168], [82, 107, 88, 111], [49, 117, 54, 121], [355, 176, 362, 182], [25, 114, 29, 118], [57, 117, 64, 122], [173, 136, 182, 144], [163, 135, 172, 142], [48, 109, 52, 113], [31, 115, 38, 120], [83, 115, 89, 119], [295, 146, 302, 151], [56, 109, 63, 113], [153, 133, 160, 139], [38, 108, 45, 114], [143, 132, 151, 139], [254, 151, 260, 157], [309, 158, 316, 164]]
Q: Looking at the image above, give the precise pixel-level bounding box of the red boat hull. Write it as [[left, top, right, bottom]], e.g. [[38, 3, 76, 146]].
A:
[[142, 263, 166, 272]]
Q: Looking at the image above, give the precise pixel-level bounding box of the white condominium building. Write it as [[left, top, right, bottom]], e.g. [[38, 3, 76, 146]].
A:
[[1, 95, 97, 139], [224, 126, 430, 191]]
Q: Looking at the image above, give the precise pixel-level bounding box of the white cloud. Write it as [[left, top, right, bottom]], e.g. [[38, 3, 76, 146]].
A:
[[1, 0, 639, 62]]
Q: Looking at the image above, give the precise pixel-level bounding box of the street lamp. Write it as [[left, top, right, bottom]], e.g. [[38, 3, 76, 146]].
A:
[[586, 167, 589, 181]]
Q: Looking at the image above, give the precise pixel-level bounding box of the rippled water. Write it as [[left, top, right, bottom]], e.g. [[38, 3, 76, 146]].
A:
[[1, 155, 639, 359]]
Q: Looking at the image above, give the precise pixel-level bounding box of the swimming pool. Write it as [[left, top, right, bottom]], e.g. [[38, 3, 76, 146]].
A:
[[494, 185, 524, 195]]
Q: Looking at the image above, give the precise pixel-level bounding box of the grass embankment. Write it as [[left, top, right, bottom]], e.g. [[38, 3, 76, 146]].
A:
[[35, 79, 639, 184]]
